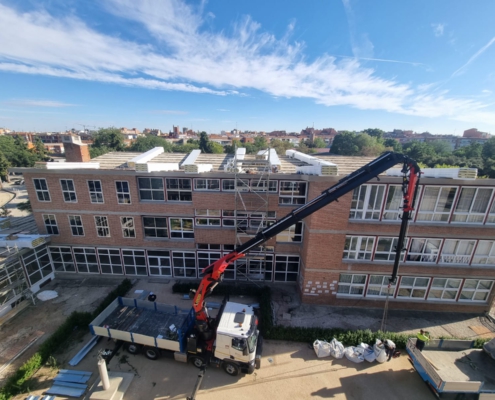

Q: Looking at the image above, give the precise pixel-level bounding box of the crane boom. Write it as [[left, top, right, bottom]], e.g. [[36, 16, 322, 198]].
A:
[[192, 151, 421, 323]]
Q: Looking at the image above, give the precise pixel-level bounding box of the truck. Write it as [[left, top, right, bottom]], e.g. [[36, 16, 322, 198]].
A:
[[89, 151, 421, 378], [406, 338, 495, 399]]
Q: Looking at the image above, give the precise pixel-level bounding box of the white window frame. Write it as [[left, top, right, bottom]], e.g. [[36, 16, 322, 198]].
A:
[[33, 178, 50, 202], [337, 274, 367, 296], [452, 187, 494, 224], [279, 181, 307, 205], [439, 239, 475, 265], [43, 214, 59, 235], [98, 248, 123, 275], [349, 184, 385, 220], [406, 238, 441, 263], [172, 251, 197, 278], [196, 244, 222, 250], [121, 217, 135, 238], [427, 278, 462, 301], [137, 177, 165, 201], [397, 276, 430, 299], [95, 216, 110, 237], [222, 179, 236, 191], [343, 236, 375, 260], [486, 199, 495, 225], [235, 253, 273, 281], [197, 251, 222, 270], [68, 215, 84, 236], [459, 279, 494, 302], [274, 255, 299, 282], [147, 250, 171, 276], [166, 178, 192, 202], [116, 181, 131, 204], [49, 246, 75, 272], [170, 218, 194, 239], [382, 185, 403, 221], [472, 241, 495, 266], [22, 245, 53, 285], [143, 217, 168, 239], [88, 180, 104, 204], [195, 209, 221, 227], [73, 247, 99, 274], [373, 237, 407, 262], [122, 249, 147, 276], [194, 179, 220, 191], [417, 186, 457, 222], [60, 179, 77, 203], [276, 222, 303, 243], [366, 275, 396, 298], [251, 179, 278, 193]]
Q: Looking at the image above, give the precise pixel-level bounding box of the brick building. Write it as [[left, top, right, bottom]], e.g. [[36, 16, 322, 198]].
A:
[[14, 146, 495, 314]]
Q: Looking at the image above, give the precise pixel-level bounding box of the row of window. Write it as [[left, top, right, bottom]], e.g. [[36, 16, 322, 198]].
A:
[[49, 246, 300, 281], [351, 184, 495, 225], [337, 273, 493, 303], [33, 178, 308, 205], [343, 236, 495, 266], [43, 213, 302, 242]]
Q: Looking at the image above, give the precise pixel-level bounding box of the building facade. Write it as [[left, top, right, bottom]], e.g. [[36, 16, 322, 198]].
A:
[[16, 149, 495, 314]]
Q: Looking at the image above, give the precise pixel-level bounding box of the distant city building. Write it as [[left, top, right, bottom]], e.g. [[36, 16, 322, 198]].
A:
[[143, 128, 163, 136]]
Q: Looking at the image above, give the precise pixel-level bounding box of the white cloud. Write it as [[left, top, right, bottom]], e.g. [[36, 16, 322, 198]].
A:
[[4, 99, 76, 107], [0, 1, 493, 127], [431, 23, 445, 37], [452, 37, 495, 77], [341, 0, 374, 59]]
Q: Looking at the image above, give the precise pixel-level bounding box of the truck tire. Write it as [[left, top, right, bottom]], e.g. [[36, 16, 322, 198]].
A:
[[143, 347, 160, 360], [126, 343, 140, 355], [222, 361, 240, 376], [189, 356, 205, 369]]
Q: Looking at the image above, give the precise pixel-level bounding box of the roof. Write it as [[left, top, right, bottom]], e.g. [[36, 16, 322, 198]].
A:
[[216, 301, 255, 338]]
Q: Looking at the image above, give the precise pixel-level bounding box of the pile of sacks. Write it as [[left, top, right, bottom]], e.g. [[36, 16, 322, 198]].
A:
[[313, 338, 395, 364]]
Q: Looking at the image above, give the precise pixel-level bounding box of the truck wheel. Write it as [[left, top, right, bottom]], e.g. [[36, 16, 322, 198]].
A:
[[189, 356, 205, 369], [222, 361, 240, 376], [126, 343, 140, 355], [143, 347, 159, 360]]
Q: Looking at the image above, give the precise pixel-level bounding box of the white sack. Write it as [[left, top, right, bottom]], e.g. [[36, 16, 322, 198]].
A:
[[344, 346, 365, 363], [313, 339, 331, 358], [329, 338, 345, 359], [374, 339, 388, 363]]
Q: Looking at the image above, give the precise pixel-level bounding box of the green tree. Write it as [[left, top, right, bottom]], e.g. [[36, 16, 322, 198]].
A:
[[32, 138, 49, 161], [17, 200, 32, 213], [199, 132, 210, 153], [482, 137, 495, 161], [128, 136, 173, 152], [172, 142, 200, 153], [89, 145, 111, 159], [363, 128, 385, 140], [92, 127, 126, 152], [383, 138, 402, 152], [253, 136, 268, 151], [402, 141, 436, 162], [312, 137, 326, 148], [0, 151, 11, 182], [330, 131, 360, 155], [298, 142, 316, 154], [0, 136, 39, 167], [208, 141, 224, 154], [429, 140, 453, 156], [453, 142, 482, 159], [355, 134, 386, 156], [224, 139, 242, 154], [270, 139, 294, 155]]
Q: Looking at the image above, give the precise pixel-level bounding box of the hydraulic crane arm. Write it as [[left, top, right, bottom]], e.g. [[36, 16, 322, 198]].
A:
[[192, 151, 421, 321]]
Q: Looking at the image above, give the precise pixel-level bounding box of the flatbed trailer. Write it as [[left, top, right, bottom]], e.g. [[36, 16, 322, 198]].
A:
[[406, 338, 495, 399]]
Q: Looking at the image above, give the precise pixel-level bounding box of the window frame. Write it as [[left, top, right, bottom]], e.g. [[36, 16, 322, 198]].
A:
[[73, 247, 99, 274], [194, 178, 220, 191], [279, 181, 307, 205], [276, 222, 303, 243], [459, 279, 494, 303], [49, 246, 75, 272], [169, 218, 194, 239], [452, 187, 494, 224], [274, 255, 299, 282], [166, 178, 192, 202], [366, 275, 397, 298], [416, 186, 457, 222], [68, 215, 84, 236], [373, 237, 407, 262], [97, 248, 123, 275], [343, 236, 375, 260], [115, 180, 131, 204], [121, 217, 136, 238], [337, 273, 367, 296], [147, 250, 172, 276], [60, 179, 77, 203], [42, 214, 59, 235], [427, 278, 462, 301], [94, 216, 110, 237], [172, 251, 197, 278], [122, 249, 147, 276], [397, 276, 431, 300], [472, 241, 495, 266], [349, 184, 385, 220], [88, 180, 104, 204], [439, 239, 476, 265], [143, 216, 168, 239], [33, 178, 51, 202], [406, 238, 442, 263], [137, 177, 165, 201]]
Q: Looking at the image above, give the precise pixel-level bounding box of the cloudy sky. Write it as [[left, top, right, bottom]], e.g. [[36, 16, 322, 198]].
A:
[[0, 0, 494, 134]]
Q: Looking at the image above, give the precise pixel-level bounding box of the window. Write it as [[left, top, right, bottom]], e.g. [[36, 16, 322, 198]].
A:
[[235, 254, 273, 281], [95, 216, 110, 237], [472, 241, 495, 265], [121, 217, 135, 238], [274, 255, 299, 282], [487, 201, 495, 224], [406, 238, 441, 263], [116, 181, 131, 204], [197, 244, 222, 250], [417, 186, 457, 222], [43, 214, 59, 235], [276, 222, 303, 242], [397, 276, 430, 299], [170, 218, 194, 239], [88, 180, 104, 203], [279, 181, 307, 205], [33, 178, 50, 202], [439, 240, 475, 264], [69, 215, 84, 236], [374, 237, 406, 261], [251, 179, 278, 192], [366, 275, 396, 297], [222, 179, 235, 191], [49, 246, 75, 272], [172, 251, 197, 277], [143, 217, 168, 238], [382, 185, 405, 220], [337, 274, 367, 296], [73, 247, 99, 273], [343, 236, 375, 260], [98, 248, 123, 274], [166, 178, 192, 201], [195, 209, 221, 226], [60, 179, 77, 202], [22, 245, 53, 285], [459, 279, 493, 302], [452, 188, 493, 224], [197, 251, 222, 269], [428, 278, 462, 301], [147, 250, 171, 276], [194, 179, 220, 191], [349, 184, 385, 220], [122, 249, 147, 275], [138, 177, 164, 201]]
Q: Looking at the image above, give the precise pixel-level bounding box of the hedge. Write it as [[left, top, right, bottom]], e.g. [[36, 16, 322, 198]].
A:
[[0, 278, 133, 400]]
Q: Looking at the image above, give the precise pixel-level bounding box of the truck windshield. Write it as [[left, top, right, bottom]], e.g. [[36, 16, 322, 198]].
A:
[[247, 330, 258, 353]]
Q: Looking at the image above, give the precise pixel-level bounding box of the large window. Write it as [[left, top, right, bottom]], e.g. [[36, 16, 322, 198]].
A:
[[274, 255, 299, 282], [472, 241, 495, 265], [337, 274, 367, 296], [343, 236, 375, 260], [69, 215, 84, 236], [406, 238, 441, 263], [121, 217, 135, 238], [166, 179, 192, 201], [487, 201, 495, 224], [251, 179, 278, 193], [116, 181, 131, 204], [122, 249, 147, 275], [95, 216, 110, 237], [279, 181, 307, 205], [33, 178, 50, 202], [459, 279, 493, 302], [222, 179, 235, 191], [382, 185, 403, 220], [22, 245, 53, 285], [417, 186, 457, 222], [452, 187, 493, 224], [98, 248, 123, 275], [138, 177, 164, 201], [276, 222, 302, 242], [143, 217, 168, 238], [349, 184, 385, 220], [374, 237, 406, 261], [147, 250, 171, 276], [194, 179, 220, 191], [195, 209, 221, 226], [235, 254, 273, 281], [49, 246, 75, 272], [397, 277, 430, 299], [170, 218, 194, 239], [428, 278, 462, 301], [43, 214, 59, 235], [73, 247, 99, 273], [197, 251, 222, 269], [88, 180, 104, 203], [60, 179, 77, 202], [366, 275, 396, 297], [439, 240, 475, 264], [172, 251, 196, 277]]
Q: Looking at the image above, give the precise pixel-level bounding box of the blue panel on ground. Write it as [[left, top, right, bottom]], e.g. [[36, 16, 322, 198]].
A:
[[50, 381, 87, 389], [45, 385, 85, 397], [68, 336, 99, 366], [55, 373, 91, 383], [59, 369, 92, 376]]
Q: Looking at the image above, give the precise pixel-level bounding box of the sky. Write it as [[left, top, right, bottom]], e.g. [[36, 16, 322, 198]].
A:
[[0, 0, 495, 135]]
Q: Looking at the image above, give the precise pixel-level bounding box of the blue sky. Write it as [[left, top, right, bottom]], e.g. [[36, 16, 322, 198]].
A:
[[0, 0, 494, 135]]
